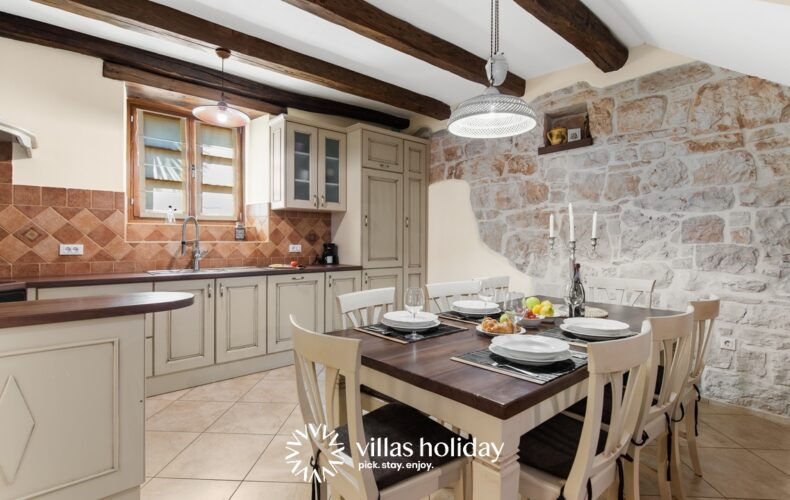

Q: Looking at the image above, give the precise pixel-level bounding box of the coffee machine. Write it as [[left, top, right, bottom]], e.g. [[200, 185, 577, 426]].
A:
[[320, 243, 339, 265]]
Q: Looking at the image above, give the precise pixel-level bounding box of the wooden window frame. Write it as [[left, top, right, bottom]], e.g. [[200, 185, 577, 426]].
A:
[[127, 99, 244, 223]]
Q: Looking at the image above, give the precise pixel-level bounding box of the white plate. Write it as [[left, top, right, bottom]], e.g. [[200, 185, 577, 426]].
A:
[[383, 311, 438, 327], [475, 325, 526, 336], [563, 317, 630, 335], [560, 324, 633, 340], [492, 335, 570, 356], [387, 319, 441, 333], [452, 300, 500, 313], [489, 345, 571, 366]]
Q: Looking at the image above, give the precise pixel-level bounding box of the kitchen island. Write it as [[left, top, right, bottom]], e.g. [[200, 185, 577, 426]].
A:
[[0, 292, 193, 500]]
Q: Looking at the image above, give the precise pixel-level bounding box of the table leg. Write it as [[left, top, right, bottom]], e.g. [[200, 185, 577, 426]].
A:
[[471, 444, 520, 499]]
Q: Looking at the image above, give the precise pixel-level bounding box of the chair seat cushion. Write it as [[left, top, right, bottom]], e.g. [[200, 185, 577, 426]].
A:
[[566, 365, 664, 423], [361, 385, 395, 403], [518, 413, 607, 479], [335, 402, 468, 490]]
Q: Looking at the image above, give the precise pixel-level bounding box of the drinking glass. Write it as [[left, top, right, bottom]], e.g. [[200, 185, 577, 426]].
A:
[[478, 284, 496, 304], [404, 287, 425, 341]]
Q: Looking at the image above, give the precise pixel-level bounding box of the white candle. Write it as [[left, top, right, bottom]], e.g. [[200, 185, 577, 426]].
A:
[[568, 203, 575, 242], [549, 214, 555, 238], [592, 211, 598, 239]]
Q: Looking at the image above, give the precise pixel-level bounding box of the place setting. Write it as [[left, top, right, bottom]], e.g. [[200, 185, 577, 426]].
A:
[[437, 283, 503, 325], [537, 317, 636, 347], [355, 287, 466, 344]]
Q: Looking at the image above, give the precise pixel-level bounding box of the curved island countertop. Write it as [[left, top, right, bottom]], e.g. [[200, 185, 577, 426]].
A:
[[0, 292, 194, 329]]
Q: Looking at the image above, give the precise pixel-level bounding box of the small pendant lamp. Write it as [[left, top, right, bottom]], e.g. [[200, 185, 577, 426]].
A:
[[193, 48, 251, 127]]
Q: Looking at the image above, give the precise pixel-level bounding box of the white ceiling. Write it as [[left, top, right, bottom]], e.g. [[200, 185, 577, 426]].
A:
[[3, 0, 790, 122]]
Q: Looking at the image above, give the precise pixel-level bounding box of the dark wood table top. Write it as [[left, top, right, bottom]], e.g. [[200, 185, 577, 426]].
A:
[[327, 299, 680, 419]]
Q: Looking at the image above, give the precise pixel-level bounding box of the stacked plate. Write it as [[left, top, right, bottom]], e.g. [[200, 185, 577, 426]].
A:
[[451, 300, 501, 317], [560, 318, 632, 340], [382, 311, 440, 332], [489, 335, 571, 366]]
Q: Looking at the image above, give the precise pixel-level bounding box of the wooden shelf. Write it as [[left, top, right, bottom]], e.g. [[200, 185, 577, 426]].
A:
[[538, 137, 593, 156]]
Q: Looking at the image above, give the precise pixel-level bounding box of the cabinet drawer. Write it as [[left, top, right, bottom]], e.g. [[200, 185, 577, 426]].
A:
[[362, 130, 403, 172]]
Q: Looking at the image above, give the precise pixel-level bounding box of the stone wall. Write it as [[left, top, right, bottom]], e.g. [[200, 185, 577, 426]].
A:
[[429, 62, 790, 416]]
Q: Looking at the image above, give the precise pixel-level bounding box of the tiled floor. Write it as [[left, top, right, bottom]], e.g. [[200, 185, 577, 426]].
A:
[[142, 366, 790, 500]]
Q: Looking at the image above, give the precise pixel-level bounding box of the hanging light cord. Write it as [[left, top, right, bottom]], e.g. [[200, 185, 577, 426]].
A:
[[220, 56, 226, 103], [489, 0, 500, 85]]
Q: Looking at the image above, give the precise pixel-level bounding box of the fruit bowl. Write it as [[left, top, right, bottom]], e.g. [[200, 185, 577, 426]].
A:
[[518, 315, 544, 328]]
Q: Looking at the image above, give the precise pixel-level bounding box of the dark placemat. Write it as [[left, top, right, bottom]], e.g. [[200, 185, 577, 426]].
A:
[[452, 348, 588, 385], [537, 327, 636, 347], [437, 310, 490, 325], [356, 322, 467, 344]]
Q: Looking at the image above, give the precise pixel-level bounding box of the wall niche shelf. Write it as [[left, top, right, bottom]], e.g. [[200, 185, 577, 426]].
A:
[[538, 103, 592, 156]]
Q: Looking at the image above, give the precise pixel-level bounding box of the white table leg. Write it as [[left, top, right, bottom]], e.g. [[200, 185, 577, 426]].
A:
[[472, 440, 520, 499]]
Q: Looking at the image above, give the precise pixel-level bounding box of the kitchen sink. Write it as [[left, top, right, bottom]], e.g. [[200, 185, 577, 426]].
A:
[[146, 266, 262, 276]]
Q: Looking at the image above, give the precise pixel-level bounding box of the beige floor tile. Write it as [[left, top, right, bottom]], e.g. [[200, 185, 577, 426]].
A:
[[638, 444, 722, 497], [246, 435, 310, 483], [751, 449, 790, 476], [277, 406, 307, 436], [429, 488, 455, 500], [148, 388, 191, 401], [702, 413, 790, 449], [145, 399, 174, 420], [159, 433, 272, 481], [145, 431, 200, 477], [231, 481, 310, 500], [694, 447, 790, 499], [241, 377, 300, 404], [679, 421, 742, 449], [263, 365, 296, 380], [146, 401, 232, 432], [698, 399, 751, 415], [207, 402, 295, 434], [180, 374, 263, 403], [141, 478, 239, 500]]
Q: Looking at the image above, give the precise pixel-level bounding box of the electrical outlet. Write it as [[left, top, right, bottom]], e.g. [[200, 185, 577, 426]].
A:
[[289, 244, 302, 253], [720, 338, 736, 351], [59, 244, 84, 256]]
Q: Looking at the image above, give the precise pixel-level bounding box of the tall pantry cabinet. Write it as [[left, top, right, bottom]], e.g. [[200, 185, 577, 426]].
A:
[[333, 125, 428, 308]]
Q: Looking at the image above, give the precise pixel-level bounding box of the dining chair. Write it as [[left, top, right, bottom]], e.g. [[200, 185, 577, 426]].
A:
[[290, 316, 471, 500], [585, 277, 656, 308], [337, 287, 395, 329], [675, 296, 720, 477], [474, 275, 510, 302], [516, 328, 652, 500], [424, 280, 481, 313]]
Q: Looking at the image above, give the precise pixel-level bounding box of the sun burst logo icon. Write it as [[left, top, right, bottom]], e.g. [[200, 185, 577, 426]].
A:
[[286, 423, 347, 483]]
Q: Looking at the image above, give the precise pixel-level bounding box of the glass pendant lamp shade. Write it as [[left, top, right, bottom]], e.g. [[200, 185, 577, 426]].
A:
[[448, 87, 536, 139], [193, 101, 250, 127]]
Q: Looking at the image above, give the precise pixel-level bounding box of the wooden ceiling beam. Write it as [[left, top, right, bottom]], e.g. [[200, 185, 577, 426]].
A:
[[283, 0, 526, 96], [513, 0, 628, 72], [0, 12, 410, 129], [32, 0, 450, 119]]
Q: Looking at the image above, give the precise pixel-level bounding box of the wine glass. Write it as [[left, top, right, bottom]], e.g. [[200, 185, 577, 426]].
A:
[[478, 284, 496, 304], [504, 292, 525, 324], [404, 287, 425, 341], [565, 283, 583, 317]]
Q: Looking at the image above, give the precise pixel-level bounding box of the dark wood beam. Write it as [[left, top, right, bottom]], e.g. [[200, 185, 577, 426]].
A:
[[0, 12, 410, 129], [32, 0, 450, 119], [513, 0, 628, 72], [283, 0, 525, 96]]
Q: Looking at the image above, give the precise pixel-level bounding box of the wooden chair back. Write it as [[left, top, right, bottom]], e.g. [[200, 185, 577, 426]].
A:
[[290, 316, 378, 499], [564, 327, 652, 499], [424, 280, 481, 313], [688, 296, 720, 383], [585, 277, 656, 308], [474, 275, 510, 302], [337, 287, 395, 329]]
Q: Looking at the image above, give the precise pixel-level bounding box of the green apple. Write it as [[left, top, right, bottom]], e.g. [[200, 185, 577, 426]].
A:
[[523, 296, 541, 310]]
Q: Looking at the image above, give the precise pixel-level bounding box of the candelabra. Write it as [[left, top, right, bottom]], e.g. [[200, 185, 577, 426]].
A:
[[548, 236, 598, 259]]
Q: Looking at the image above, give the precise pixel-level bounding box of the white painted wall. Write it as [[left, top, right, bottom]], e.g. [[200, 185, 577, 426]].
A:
[[0, 38, 127, 191]]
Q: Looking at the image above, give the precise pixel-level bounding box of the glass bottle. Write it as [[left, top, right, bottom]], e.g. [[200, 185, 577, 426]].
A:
[[566, 263, 586, 317]]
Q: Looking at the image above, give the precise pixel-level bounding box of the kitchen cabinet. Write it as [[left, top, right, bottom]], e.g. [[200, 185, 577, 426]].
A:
[[270, 115, 347, 212], [404, 140, 427, 175], [216, 276, 268, 363], [362, 168, 403, 269], [363, 267, 403, 309], [404, 172, 427, 284], [362, 130, 403, 172], [153, 279, 215, 375], [325, 269, 362, 332], [267, 272, 325, 352]]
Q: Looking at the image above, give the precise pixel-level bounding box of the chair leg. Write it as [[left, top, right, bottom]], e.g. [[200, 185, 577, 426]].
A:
[[671, 421, 687, 500], [656, 435, 672, 500], [623, 447, 640, 500], [685, 401, 703, 477]]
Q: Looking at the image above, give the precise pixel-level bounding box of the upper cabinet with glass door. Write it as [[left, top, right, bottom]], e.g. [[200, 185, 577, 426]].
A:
[[270, 115, 346, 212]]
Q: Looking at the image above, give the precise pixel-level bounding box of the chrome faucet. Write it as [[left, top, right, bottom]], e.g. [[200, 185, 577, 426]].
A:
[[181, 216, 207, 271]]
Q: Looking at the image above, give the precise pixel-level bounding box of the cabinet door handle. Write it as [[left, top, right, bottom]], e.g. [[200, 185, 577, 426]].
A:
[[364, 214, 368, 227], [364, 273, 368, 285], [321, 195, 325, 207], [220, 284, 225, 297], [207, 284, 213, 298], [405, 216, 410, 228], [292, 276, 305, 281], [327, 275, 332, 287], [313, 194, 318, 208], [380, 163, 387, 168]]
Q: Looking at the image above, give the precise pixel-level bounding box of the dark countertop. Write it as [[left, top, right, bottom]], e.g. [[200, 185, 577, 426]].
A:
[[0, 280, 26, 293], [0, 292, 194, 329], [22, 264, 363, 288]]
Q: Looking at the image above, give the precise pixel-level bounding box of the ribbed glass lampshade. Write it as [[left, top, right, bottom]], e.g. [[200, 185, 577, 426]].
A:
[[448, 87, 537, 139], [193, 101, 250, 127]]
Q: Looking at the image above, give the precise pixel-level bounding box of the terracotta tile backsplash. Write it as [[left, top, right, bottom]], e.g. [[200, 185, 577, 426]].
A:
[[0, 148, 331, 278]]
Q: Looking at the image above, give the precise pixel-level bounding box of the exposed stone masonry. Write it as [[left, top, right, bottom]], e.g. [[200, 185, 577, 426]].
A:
[[429, 62, 790, 416]]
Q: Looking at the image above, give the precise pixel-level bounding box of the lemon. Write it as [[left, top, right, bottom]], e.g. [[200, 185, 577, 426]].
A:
[[540, 305, 554, 317], [541, 300, 553, 308], [532, 304, 543, 315]]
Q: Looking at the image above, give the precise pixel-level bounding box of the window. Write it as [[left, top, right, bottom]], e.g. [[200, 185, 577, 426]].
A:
[[129, 103, 243, 221]]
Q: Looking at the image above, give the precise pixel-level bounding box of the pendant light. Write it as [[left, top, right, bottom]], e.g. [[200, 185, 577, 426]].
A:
[[448, 0, 536, 139], [193, 48, 251, 127]]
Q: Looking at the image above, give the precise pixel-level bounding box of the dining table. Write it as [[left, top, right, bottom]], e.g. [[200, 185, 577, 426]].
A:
[[325, 297, 681, 499]]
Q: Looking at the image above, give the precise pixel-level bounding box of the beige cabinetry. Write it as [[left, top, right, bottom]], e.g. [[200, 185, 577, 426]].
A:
[[153, 279, 215, 375], [404, 140, 427, 175], [270, 115, 347, 212], [363, 267, 404, 309], [404, 167, 427, 290], [324, 269, 362, 332], [215, 276, 268, 363], [267, 273, 325, 353], [362, 129, 403, 172], [361, 168, 403, 269]]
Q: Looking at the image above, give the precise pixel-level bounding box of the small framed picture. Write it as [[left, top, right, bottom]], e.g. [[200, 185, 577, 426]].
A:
[[568, 128, 582, 142]]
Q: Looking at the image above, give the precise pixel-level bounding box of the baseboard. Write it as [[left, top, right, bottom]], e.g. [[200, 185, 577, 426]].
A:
[[701, 396, 790, 425]]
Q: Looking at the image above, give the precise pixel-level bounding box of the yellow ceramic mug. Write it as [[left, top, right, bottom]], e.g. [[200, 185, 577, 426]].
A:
[[546, 127, 567, 145]]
